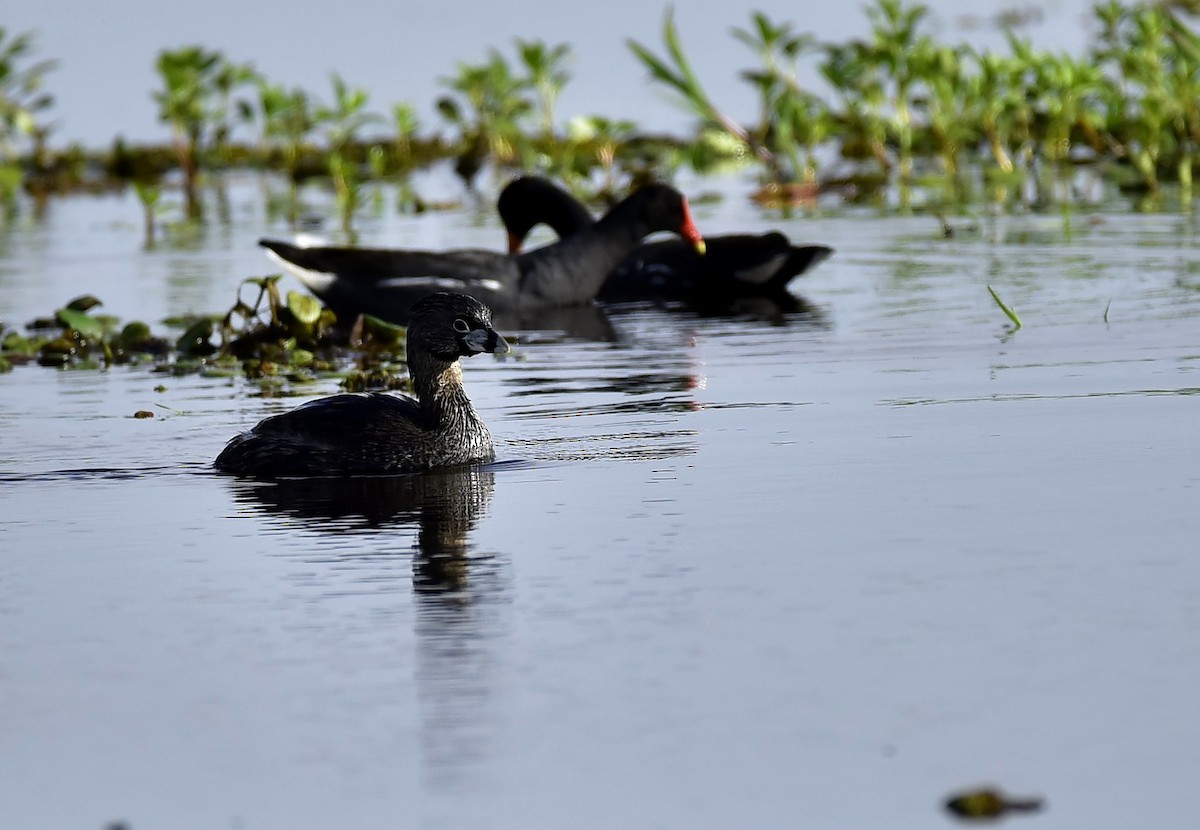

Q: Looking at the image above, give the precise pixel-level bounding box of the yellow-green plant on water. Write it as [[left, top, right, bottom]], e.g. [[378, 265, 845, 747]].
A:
[[132, 180, 160, 246], [733, 12, 830, 184], [515, 39, 577, 177], [628, 10, 777, 175], [969, 48, 1033, 188], [314, 74, 382, 237], [1094, 1, 1200, 197], [153, 46, 257, 219], [437, 50, 534, 186], [391, 101, 419, 170], [912, 42, 980, 199], [516, 39, 571, 141], [863, 0, 934, 184], [987, 285, 1022, 330], [0, 28, 57, 206], [566, 115, 639, 194], [13, 0, 1200, 217]]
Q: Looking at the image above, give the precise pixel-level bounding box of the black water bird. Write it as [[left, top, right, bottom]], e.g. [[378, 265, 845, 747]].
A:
[[498, 176, 833, 303], [214, 293, 508, 477], [258, 184, 705, 326]]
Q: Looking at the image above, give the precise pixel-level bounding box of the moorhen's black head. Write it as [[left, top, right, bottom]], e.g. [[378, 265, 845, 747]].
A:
[[497, 176, 593, 253], [407, 292, 510, 361], [624, 184, 706, 254]]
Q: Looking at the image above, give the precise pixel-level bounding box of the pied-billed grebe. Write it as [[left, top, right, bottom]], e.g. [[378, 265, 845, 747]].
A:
[[214, 292, 509, 477], [498, 175, 833, 302], [257, 183, 705, 326]]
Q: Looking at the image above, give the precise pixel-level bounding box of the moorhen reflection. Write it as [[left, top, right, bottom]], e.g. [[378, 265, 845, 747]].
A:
[[228, 464, 498, 593]]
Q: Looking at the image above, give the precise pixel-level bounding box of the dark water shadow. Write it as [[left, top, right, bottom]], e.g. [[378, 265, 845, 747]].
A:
[[225, 464, 504, 594], [493, 303, 619, 343], [490, 290, 827, 347], [0, 462, 214, 484], [224, 463, 517, 789], [601, 290, 828, 328]]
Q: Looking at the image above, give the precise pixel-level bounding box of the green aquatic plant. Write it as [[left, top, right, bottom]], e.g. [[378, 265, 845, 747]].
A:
[[912, 41, 983, 201], [0, 28, 57, 159], [944, 788, 1044, 821], [153, 46, 256, 218], [15, 0, 1200, 215], [133, 180, 160, 246], [215, 274, 349, 389], [969, 49, 1031, 186], [628, 9, 776, 175], [862, 0, 935, 185], [1, 295, 170, 369], [987, 285, 1022, 330], [0, 27, 57, 207], [1093, 1, 1200, 197], [437, 50, 534, 185], [566, 115, 639, 195], [314, 74, 382, 236], [0, 286, 414, 393], [1029, 45, 1110, 201], [516, 39, 572, 140], [391, 101, 419, 169], [733, 12, 828, 184], [257, 82, 315, 182]]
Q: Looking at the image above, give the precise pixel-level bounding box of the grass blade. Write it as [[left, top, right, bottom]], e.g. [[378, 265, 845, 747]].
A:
[[987, 285, 1022, 329]]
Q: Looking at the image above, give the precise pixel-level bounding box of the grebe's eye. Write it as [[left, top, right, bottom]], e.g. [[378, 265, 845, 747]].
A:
[[452, 318, 472, 334]]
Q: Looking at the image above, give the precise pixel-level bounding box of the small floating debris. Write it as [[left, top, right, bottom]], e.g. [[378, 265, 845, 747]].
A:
[[132, 410, 155, 419], [944, 787, 1044, 822]]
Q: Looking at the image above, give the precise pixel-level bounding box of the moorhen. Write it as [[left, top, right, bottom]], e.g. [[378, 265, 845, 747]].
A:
[[498, 176, 832, 303], [259, 184, 705, 326]]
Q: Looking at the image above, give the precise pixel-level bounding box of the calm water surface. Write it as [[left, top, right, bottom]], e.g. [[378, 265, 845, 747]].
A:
[[2, 175, 1199, 829]]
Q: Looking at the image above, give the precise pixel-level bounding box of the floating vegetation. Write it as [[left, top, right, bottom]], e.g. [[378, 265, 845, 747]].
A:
[[4, 1, 1200, 222], [0, 279, 415, 394], [944, 787, 1044, 821], [0, 294, 172, 370]]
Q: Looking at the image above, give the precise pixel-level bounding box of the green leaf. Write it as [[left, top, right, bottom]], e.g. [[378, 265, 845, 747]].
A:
[[987, 285, 1023, 329], [175, 318, 215, 356], [286, 290, 322, 325], [55, 308, 106, 339]]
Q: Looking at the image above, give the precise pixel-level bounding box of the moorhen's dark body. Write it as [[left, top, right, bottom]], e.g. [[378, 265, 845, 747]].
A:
[[498, 176, 833, 302], [259, 184, 704, 326], [214, 293, 509, 477]]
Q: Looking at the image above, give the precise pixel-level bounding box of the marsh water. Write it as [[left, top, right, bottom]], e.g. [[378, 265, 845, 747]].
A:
[[2, 173, 1198, 829]]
